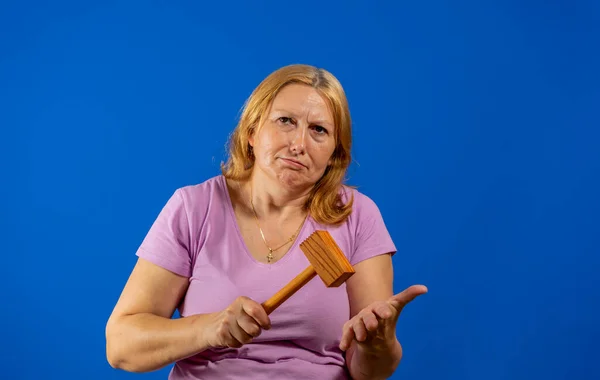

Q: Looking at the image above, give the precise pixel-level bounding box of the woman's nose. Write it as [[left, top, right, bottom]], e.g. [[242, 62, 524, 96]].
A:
[[289, 126, 307, 154]]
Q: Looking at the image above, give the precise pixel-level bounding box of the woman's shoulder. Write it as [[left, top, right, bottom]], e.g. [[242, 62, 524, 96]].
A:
[[157, 175, 230, 223], [173, 174, 227, 204], [326, 184, 395, 263], [336, 184, 389, 231], [340, 184, 380, 212]]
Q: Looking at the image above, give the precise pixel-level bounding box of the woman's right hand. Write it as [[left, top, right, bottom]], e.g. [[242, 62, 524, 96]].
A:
[[204, 296, 272, 349]]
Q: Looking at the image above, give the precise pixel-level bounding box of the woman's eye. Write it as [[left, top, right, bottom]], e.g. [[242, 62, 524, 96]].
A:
[[278, 117, 293, 124], [313, 125, 328, 134]]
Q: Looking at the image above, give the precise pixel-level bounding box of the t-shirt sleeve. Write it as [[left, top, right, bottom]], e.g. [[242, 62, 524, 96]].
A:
[[135, 188, 192, 277], [351, 192, 397, 266]]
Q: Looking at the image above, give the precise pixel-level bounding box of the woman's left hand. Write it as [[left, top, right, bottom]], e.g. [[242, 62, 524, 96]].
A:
[[339, 285, 428, 353]]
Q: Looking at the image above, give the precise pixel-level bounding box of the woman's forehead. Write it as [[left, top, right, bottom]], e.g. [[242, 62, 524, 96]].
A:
[[269, 85, 334, 124]]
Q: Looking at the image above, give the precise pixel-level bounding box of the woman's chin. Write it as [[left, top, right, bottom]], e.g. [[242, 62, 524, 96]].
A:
[[277, 171, 313, 192]]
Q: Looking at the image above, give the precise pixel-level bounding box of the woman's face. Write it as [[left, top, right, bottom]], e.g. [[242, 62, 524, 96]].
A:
[[249, 83, 337, 191]]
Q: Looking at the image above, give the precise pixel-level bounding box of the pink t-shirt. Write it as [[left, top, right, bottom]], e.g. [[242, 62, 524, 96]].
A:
[[136, 175, 396, 379]]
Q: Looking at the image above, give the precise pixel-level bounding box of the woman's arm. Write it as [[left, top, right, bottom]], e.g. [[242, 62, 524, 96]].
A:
[[105, 258, 210, 372], [343, 253, 402, 380]]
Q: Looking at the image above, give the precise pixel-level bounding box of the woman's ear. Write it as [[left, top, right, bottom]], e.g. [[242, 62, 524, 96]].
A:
[[248, 123, 257, 147]]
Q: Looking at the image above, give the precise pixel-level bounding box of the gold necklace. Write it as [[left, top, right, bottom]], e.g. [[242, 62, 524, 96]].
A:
[[250, 194, 306, 263]]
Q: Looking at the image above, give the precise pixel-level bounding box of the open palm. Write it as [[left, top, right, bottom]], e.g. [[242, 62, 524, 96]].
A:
[[339, 285, 428, 352]]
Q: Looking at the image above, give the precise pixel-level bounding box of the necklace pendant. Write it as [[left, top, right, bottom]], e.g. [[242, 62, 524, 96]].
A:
[[266, 252, 274, 263]]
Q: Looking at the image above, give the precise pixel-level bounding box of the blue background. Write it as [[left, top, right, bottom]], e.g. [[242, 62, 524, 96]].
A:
[[1, 1, 599, 379]]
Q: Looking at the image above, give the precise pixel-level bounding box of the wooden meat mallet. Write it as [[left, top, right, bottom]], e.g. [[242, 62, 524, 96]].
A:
[[261, 230, 355, 315]]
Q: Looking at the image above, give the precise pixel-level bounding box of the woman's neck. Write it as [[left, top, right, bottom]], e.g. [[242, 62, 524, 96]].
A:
[[241, 171, 310, 221]]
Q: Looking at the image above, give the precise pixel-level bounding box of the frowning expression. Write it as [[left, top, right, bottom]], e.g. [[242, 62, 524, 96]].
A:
[[249, 83, 336, 190]]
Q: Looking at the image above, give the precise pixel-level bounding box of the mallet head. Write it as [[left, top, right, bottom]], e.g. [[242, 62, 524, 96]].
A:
[[300, 230, 355, 287]]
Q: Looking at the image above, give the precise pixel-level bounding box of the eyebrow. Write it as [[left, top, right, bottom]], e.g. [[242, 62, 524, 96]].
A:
[[271, 108, 334, 127]]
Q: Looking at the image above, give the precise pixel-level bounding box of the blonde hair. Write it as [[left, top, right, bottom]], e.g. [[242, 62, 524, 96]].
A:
[[221, 64, 354, 225]]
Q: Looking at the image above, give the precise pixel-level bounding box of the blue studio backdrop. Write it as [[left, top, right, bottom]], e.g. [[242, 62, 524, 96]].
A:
[[1, 1, 598, 379]]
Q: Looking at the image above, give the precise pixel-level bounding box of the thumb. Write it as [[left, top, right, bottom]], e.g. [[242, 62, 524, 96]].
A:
[[388, 285, 428, 312]]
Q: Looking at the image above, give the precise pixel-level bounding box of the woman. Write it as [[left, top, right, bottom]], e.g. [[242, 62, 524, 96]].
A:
[[105, 64, 427, 379]]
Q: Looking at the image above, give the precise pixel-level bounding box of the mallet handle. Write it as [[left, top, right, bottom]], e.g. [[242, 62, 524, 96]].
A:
[[262, 265, 316, 315]]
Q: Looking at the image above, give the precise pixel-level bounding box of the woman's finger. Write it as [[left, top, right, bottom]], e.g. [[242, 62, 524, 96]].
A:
[[237, 311, 263, 338], [230, 316, 256, 345], [353, 316, 369, 342], [373, 303, 395, 320], [339, 321, 356, 351], [242, 298, 272, 330], [362, 311, 380, 333], [388, 285, 428, 312]]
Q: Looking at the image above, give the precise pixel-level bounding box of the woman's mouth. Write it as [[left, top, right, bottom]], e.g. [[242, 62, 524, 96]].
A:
[[280, 157, 306, 169]]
